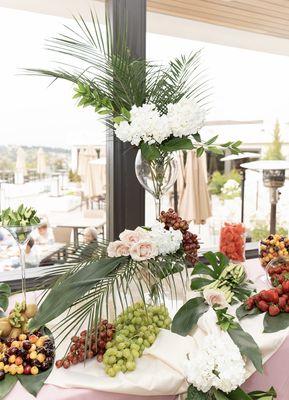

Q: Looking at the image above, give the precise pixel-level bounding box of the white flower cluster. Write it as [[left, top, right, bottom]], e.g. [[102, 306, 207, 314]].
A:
[[107, 223, 183, 261], [150, 222, 183, 255], [221, 179, 240, 197], [114, 99, 205, 146], [185, 333, 246, 393]]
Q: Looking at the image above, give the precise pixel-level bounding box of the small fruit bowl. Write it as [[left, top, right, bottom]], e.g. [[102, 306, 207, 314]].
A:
[[266, 256, 289, 288], [259, 234, 289, 267]]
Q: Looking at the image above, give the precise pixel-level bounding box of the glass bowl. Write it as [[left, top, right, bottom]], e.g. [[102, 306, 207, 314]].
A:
[[266, 256, 289, 287], [259, 234, 289, 268]]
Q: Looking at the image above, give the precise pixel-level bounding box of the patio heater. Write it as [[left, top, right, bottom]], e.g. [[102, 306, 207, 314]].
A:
[[240, 160, 289, 234]]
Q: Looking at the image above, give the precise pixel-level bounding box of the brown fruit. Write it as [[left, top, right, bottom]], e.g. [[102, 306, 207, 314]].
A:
[[24, 304, 38, 319], [0, 318, 12, 337]]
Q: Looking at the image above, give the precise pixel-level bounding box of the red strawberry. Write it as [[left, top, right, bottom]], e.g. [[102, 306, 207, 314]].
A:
[[260, 290, 271, 302], [284, 305, 289, 313], [282, 281, 289, 293], [245, 297, 255, 310], [257, 300, 269, 312], [269, 304, 280, 316], [279, 296, 287, 309], [276, 285, 283, 296], [266, 289, 279, 304]]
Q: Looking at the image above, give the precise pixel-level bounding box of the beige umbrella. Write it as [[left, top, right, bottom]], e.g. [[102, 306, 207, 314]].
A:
[[15, 147, 27, 175], [37, 148, 46, 175], [87, 158, 106, 198], [78, 147, 97, 179], [178, 151, 212, 224]]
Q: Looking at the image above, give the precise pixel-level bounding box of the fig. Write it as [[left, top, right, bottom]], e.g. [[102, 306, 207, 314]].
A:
[[24, 304, 38, 319], [0, 317, 12, 337], [9, 327, 21, 338]]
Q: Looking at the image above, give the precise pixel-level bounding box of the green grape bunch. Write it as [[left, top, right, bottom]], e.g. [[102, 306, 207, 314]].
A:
[[103, 302, 171, 377]]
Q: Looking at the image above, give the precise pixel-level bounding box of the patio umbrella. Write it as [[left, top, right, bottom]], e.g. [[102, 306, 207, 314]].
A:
[[178, 151, 212, 224], [87, 158, 106, 198], [37, 148, 46, 175], [15, 147, 27, 175], [77, 147, 97, 179]]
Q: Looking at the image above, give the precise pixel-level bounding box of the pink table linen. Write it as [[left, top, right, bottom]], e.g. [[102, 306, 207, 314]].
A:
[[5, 383, 176, 400]]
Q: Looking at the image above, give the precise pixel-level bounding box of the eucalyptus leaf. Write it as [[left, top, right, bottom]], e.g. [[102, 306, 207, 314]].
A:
[[228, 323, 263, 373], [171, 297, 209, 336], [263, 312, 289, 333], [0, 374, 17, 400], [29, 257, 125, 330]]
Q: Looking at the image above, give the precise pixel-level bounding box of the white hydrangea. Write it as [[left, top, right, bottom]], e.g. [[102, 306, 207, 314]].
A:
[[185, 333, 246, 393], [221, 179, 240, 196], [114, 104, 171, 146], [167, 98, 205, 138], [149, 222, 183, 256], [114, 99, 205, 146]]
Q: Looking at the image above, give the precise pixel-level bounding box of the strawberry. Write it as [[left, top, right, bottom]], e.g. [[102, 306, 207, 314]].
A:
[[276, 285, 283, 296], [267, 289, 279, 304], [284, 305, 289, 313], [245, 297, 255, 310], [282, 281, 289, 293], [260, 290, 271, 302], [257, 300, 269, 312], [279, 296, 287, 309], [269, 304, 280, 316]]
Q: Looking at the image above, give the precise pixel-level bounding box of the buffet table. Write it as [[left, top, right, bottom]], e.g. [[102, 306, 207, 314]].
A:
[[4, 258, 289, 400]]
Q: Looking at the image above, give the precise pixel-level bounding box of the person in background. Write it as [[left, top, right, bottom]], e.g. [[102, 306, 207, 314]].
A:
[[25, 238, 40, 268], [31, 220, 55, 245], [83, 227, 98, 244]]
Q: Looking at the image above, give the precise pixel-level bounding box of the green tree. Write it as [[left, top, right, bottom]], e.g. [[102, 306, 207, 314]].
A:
[[265, 119, 284, 160]]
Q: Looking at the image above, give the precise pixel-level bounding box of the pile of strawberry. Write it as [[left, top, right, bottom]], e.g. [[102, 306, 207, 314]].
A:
[[246, 282, 289, 316], [267, 262, 289, 287]]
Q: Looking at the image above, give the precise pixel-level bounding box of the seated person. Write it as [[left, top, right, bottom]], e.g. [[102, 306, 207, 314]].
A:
[[83, 227, 98, 244], [25, 238, 41, 268], [31, 220, 55, 245]]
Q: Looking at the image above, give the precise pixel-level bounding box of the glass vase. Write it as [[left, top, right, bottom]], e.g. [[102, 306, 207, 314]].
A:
[[219, 222, 246, 263], [135, 150, 178, 220], [3, 225, 38, 304]]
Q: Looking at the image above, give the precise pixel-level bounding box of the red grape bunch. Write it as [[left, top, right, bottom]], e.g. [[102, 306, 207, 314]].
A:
[[55, 320, 115, 369], [160, 208, 200, 265]]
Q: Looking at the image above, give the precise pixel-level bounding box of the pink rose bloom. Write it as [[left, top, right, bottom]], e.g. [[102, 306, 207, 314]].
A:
[[130, 240, 158, 261], [203, 288, 229, 308], [107, 240, 130, 257], [119, 228, 149, 245]]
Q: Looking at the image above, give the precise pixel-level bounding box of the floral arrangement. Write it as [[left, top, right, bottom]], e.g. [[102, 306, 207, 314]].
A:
[[107, 223, 183, 261], [27, 12, 242, 162], [220, 178, 241, 199], [0, 205, 40, 228]]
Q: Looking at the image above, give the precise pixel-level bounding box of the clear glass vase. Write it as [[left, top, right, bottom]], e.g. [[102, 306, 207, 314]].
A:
[[135, 150, 178, 219], [3, 225, 38, 304]]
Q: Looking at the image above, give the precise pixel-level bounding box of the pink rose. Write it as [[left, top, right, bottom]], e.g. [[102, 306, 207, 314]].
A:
[[130, 240, 158, 261], [107, 240, 130, 257], [119, 228, 149, 245], [203, 288, 229, 308]]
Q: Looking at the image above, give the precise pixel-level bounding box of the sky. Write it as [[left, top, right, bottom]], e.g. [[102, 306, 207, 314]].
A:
[[1, 6, 289, 148]]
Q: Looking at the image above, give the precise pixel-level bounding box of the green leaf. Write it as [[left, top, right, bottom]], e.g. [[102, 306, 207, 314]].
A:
[[29, 257, 125, 331], [113, 116, 125, 124], [196, 147, 204, 157], [228, 323, 263, 373], [18, 367, 52, 397], [191, 277, 213, 290], [171, 297, 209, 336], [160, 137, 194, 152], [249, 387, 277, 399], [208, 146, 224, 155], [227, 387, 252, 400], [236, 304, 262, 320], [263, 312, 289, 333], [192, 133, 202, 142], [187, 384, 210, 400], [0, 294, 9, 312], [140, 142, 161, 162], [192, 262, 217, 279], [213, 389, 230, 400], [205, 135, 218, 145], [0, 283, 11, 296], [0, 374, 17, 400]]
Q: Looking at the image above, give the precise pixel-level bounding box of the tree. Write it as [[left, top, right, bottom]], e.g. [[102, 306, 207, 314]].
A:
[[264, 119, 285, 160]]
